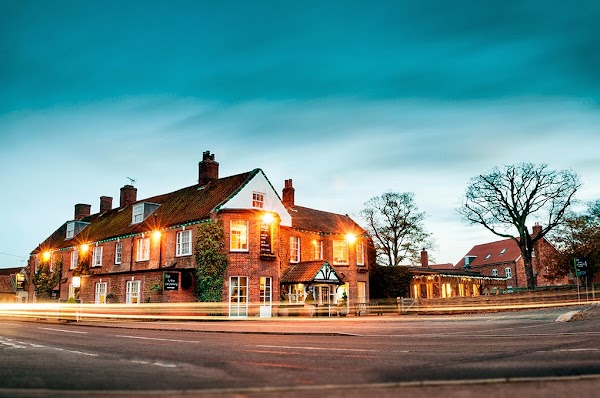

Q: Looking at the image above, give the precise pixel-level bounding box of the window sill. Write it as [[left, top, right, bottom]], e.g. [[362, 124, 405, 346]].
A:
[[175, 253, 192, 258]]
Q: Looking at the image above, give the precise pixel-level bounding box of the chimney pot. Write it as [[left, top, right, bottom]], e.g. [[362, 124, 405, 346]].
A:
[[282, 179, 295, 208]]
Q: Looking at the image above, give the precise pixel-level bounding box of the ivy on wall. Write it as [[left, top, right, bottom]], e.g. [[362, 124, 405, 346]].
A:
[[32, 257, 63, 301], [195, 220, 229, 302]]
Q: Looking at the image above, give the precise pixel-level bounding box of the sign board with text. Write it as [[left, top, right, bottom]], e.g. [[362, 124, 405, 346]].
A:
[[163, 272, 179, 291]]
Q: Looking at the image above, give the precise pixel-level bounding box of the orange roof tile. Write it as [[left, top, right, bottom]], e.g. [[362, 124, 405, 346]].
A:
[[455, 238, 522, 268], [289, 206, 365, 235]]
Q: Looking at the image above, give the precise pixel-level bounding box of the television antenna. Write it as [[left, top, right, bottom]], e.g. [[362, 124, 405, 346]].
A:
[[127, 177, 136, 186]]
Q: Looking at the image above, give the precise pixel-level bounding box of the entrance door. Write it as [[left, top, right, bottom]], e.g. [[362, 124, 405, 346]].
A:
[[95, 282, 107, 304], [259, 277, 272, 318], [317, 285, 332, 316]]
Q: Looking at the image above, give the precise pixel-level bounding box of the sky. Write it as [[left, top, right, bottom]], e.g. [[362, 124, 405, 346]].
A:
[[1, 0, 600, 269]]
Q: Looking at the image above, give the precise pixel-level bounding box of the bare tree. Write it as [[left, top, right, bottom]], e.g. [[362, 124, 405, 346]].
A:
[[458, 163, 580, 290], [360, 192, 432, 266]]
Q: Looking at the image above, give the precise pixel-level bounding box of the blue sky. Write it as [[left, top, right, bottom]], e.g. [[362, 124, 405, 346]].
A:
[[1, 0, 600, 268]]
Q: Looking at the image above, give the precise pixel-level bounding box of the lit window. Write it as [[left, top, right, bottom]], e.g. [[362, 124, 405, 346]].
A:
[[136, 237, 150, 261], [505, 267, 512, 278], [115, 241, 122, 264], [92, 246, 103, 267], [356, 241, 365, 266], [126, 280, 141, 304], [313, 240, 323, 261], [66, 222, 75, 239], [176, 230, 192, 257], [290, 236, 300, 263], [252, 192, 265, 208], [260, 277, 272, 305], [229, 276, 248, 317], [333, 240, 349, 265], [230, 220, 248, 251], [492, 269, 498, 277], [70, 249, 78, 270]]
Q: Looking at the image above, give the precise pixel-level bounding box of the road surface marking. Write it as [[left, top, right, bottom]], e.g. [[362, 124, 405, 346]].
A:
[[254, 344, 377, 352], [537, 348, 599, 353], [131, 359, 176, 368], [115, 334, 201, 343], [39, 327, 87, 334]]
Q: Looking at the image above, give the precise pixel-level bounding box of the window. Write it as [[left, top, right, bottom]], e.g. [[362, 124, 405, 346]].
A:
[[505, 267, 512, 278], [500, 248, 507, 255], [290, 236, 300, 263], [136, 237, 150, 261], [252, 192, 265, 208], [176, 230, 192, 256], [313, 240, 323, 261], [492, 269, 498, 277], [485, 254, 492, 260], [95, 282, 107, 304], [260, 277, 272, 305], [92, 246, 103, 267], [70, 249, 78, 270], [287, 284, 306, 304], [333, 240, 349, 264], [230, 220, 248, 251], [132, 203, 144, 224], [115, 242, 122, 264], [66, 222, 75, 239], [126, 280, 141, 304], [356, 241, 365, 265], [229, 276, 248, 317], [68, 283, 75, 300]]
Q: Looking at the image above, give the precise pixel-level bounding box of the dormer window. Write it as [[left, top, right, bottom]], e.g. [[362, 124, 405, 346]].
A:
[[65, 220, 89, 240], [464, 255, 476, 266], [485, 254, 492, 260], [500, 248, 507, 255], [252, 192, 265, 209], [131, 202, 160, 224]]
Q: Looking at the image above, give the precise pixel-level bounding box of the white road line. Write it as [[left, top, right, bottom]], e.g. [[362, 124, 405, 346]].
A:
[[115, 334, 200, 343], [537, 348, 600, 353], [254, 344, 377, 353], [130, 359, 176, 368], [39, 327, 87, 334]]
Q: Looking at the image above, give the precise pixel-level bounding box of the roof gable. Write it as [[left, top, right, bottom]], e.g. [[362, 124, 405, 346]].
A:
[[281, 261, 343, 284]]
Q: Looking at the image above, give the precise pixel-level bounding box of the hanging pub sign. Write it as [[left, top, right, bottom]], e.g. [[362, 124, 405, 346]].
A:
[[14, 273, 25, 290], [163, 272, 179, 290], [260, 222, 272, 255]]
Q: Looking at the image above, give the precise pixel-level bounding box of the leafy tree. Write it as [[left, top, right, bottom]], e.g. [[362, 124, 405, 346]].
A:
[[195, 220, 229, 302], [32, 256, 63, 301], [458, 163, 580, 290], [369, 264, 412, 299], [360, 192, 432, 266], [548, 200, 600, 283]]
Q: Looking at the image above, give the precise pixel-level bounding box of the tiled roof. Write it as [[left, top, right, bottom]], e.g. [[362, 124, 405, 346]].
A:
[[33, 170, 259, 254], [0, 267, 23, 276], [280, 261, 345, 284], [288, 206, 365, 235], [455, 238, 522, 268], [0, 276, 13, 293]]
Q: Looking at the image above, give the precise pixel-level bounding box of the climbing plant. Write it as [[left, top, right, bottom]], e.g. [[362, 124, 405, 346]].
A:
[[32, 256, 63, 301], [195, 220, 229, 302]]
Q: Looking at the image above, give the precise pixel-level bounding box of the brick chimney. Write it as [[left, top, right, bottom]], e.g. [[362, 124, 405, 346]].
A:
[[532, 222, 542, 238], [120, 185, 137, 208], [74, 203, 91, 221], [100, 196, 113, 213], [198, 151, 219, 186], [282, 179, 295, 208], [420, 248, 428, 267]]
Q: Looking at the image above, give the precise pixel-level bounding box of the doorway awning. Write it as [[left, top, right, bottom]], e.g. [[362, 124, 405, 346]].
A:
[[281, 261, 344, 285]]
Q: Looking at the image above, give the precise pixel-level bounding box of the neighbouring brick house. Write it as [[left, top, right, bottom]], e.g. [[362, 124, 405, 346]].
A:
[[27, 152, 369, 317], [0, 267, 28, 303], [454, 224, 570, 290]]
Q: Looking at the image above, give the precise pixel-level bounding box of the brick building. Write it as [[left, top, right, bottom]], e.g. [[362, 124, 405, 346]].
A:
[[27, 152, 369, 317], [454, 224, 570, 290]]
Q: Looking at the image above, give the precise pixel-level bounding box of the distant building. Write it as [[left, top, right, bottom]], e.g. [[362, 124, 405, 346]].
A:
[[454, 224, 569, 289], [27, 152, 368, 317], [0, 267, 28, 303]]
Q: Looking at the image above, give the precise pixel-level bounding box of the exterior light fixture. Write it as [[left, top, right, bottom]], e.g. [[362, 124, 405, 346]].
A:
[[72, 276, 81, 288], [345, 233, 357, 244], [261, 213, 274, 225], [80, 244, 90, 254], [152, 230, 162, 240], [42, 251, 51, 261]]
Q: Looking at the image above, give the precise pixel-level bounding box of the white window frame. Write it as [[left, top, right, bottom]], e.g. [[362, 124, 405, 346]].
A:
[[252, 192, 265, 209], [229, 276, 248, 317], [505, 267, 512, 278], [260, 277, 272, 305], [68, 283, 75, 299], [176, 230, 192, 257], [132, 203, 144, 224], [290, 236, 300, 263], [126, 280, 141, 304], [66, 222, 75, 239], [333, 240, 349, 265], [92, 246, 103, 267], [230, 220, 248, 252], [356, 241, 365, 266], [313, 240, 323, 260], [95, 282, 107, 304], [115, 241, 122, 264], [136, 237, 150, 262], [492, 269, 498, 277], [70, 249, 78, 270]]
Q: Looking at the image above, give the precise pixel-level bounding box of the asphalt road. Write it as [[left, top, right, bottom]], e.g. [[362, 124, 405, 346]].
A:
[[1, 305, 599, 397]]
